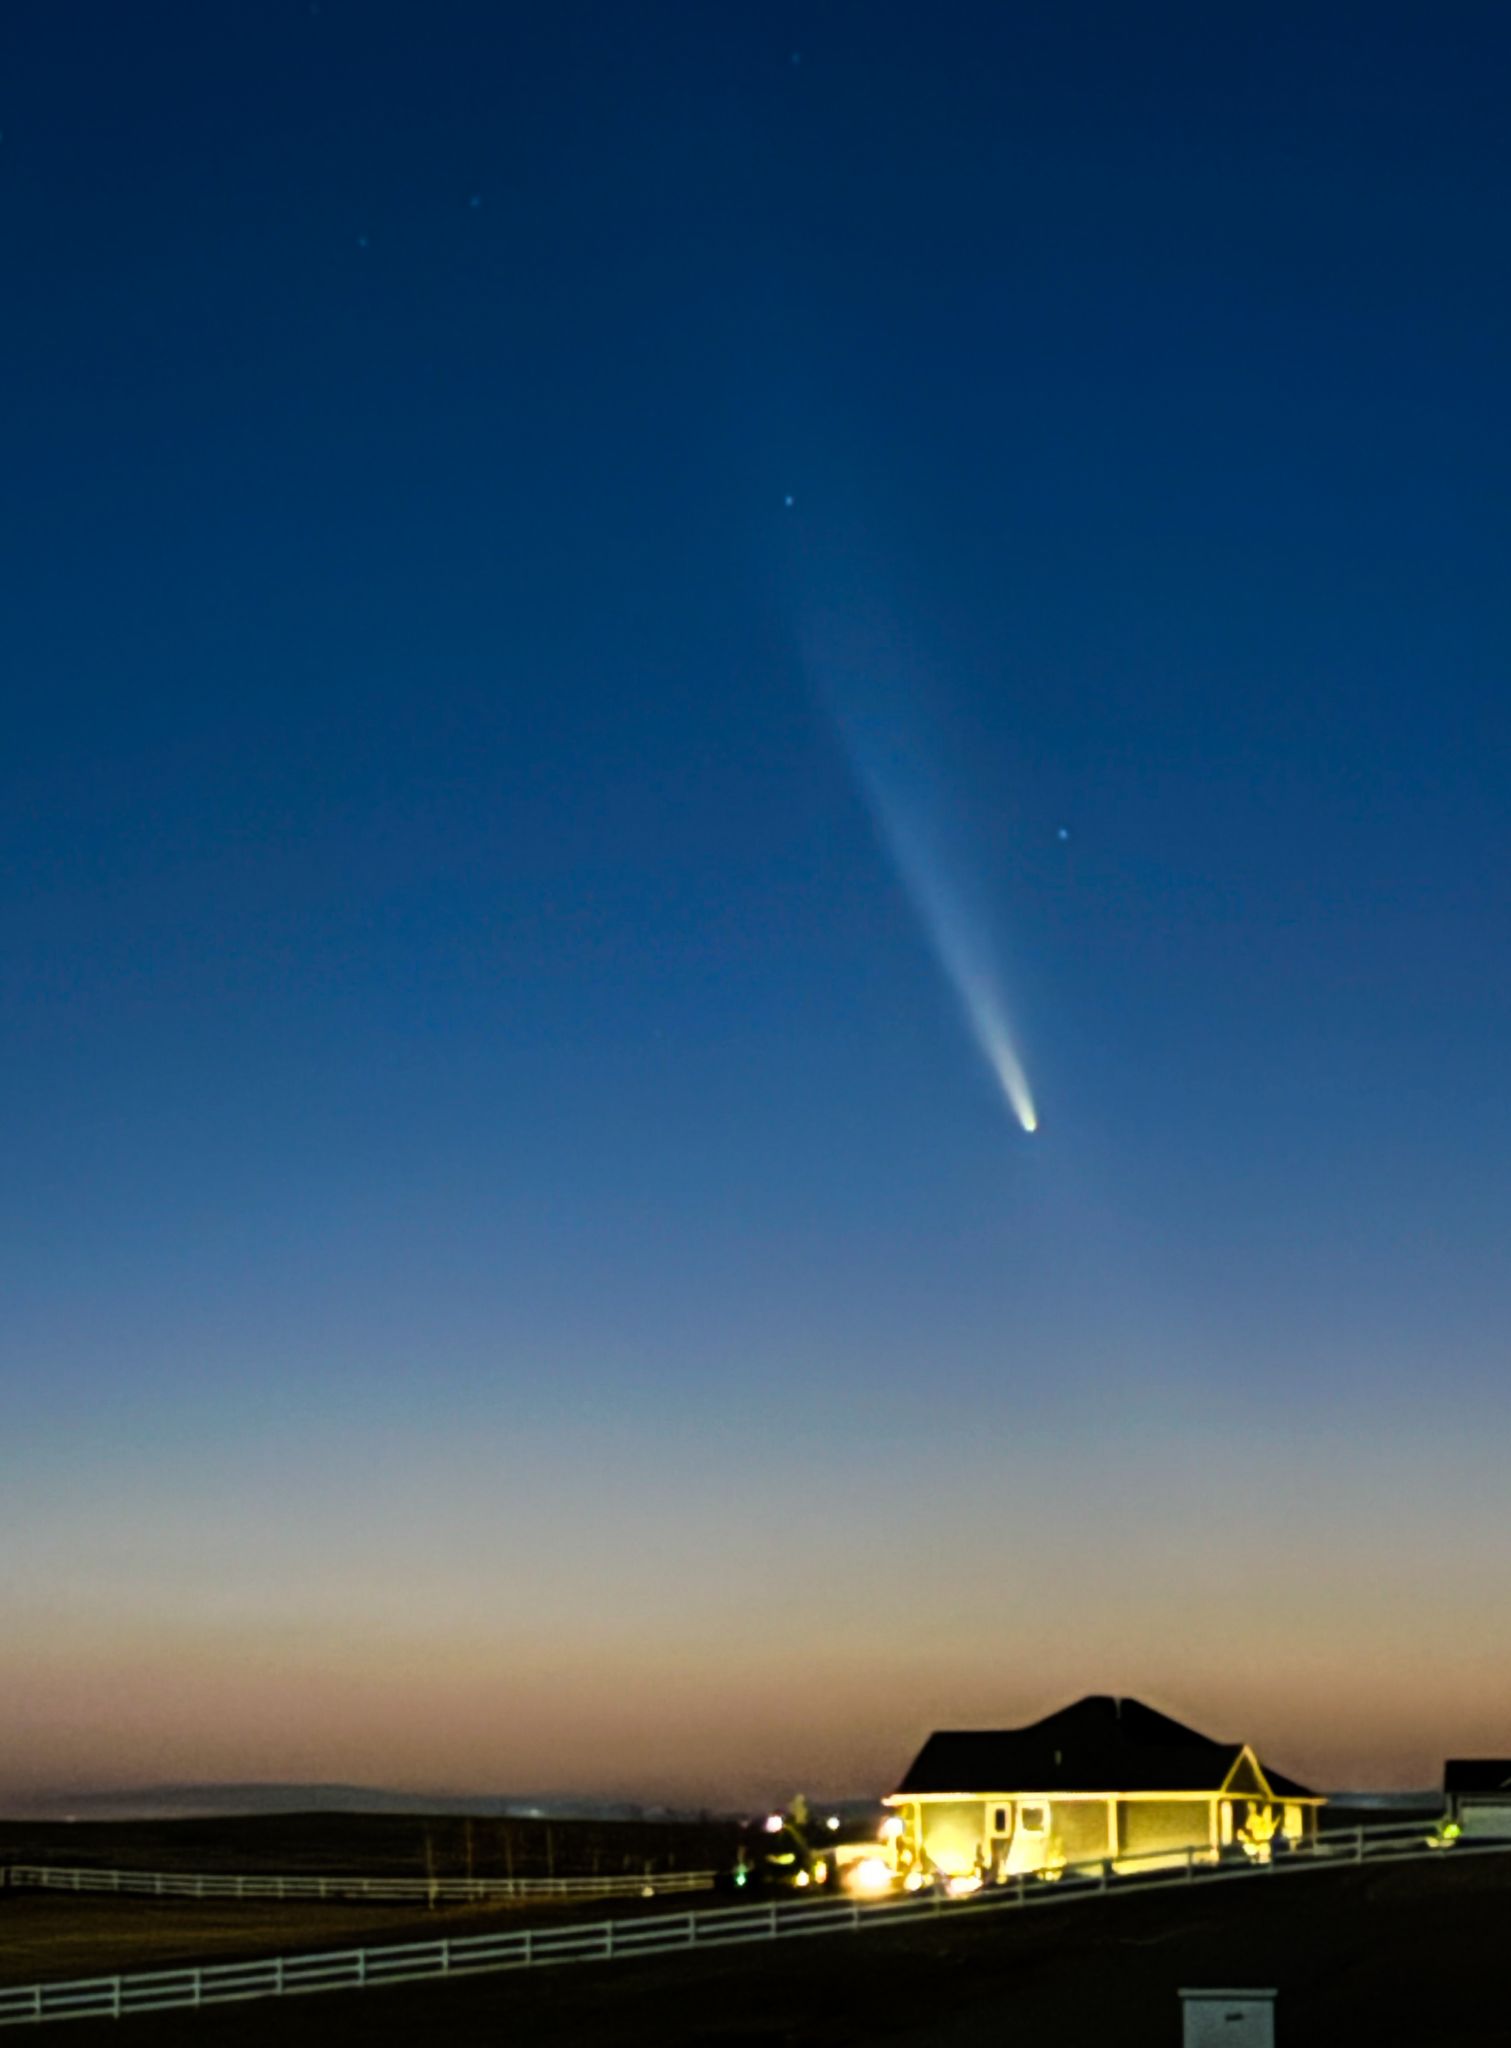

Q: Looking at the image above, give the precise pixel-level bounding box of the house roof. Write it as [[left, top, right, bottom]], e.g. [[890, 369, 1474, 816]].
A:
[[891, 1695, 1316, 1800], [1444, 1759, 1511, 1795]]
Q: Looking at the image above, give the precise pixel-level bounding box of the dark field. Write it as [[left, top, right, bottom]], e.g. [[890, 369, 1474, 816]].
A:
[[0, 1810, 739, 1990], [9, 1853, 1511, 2045], [0, 1810, 738, 1880], [0, 1886, 713, 1988]]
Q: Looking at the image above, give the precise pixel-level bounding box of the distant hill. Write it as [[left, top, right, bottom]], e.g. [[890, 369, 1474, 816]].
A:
[[10, 1783, 703, 1823]]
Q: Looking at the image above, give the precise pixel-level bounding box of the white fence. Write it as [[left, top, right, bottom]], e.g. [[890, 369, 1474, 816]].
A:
[[2, 1863, 712, 1905], [0, 1822, 1505, 2028]]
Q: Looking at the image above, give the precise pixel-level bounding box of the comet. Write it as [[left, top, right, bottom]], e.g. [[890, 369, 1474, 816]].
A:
[[841, 720, 1039, 1136]]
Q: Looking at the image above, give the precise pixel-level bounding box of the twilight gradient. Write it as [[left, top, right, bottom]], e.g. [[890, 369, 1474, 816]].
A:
[[5, 0, 1511, 1810]]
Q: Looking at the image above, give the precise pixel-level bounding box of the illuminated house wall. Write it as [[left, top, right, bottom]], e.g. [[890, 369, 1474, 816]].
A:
[[886, 1695, 1323, 1882], [1118, 1796, 1214, 1865], [901, 1797, 983, 1878], [1057, 1797, 1115, 1864]]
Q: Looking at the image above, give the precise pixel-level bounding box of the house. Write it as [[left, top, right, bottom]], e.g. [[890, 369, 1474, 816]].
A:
[[884, 1695, 1323, 1883], [1443, 1760, 1511, 1837]]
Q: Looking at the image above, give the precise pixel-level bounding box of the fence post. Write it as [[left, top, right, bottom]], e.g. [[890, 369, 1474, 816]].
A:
[[441, 1940, 451, 1976], [1355, 1827, 1364, 1865], [604, 1920, 614, 1959], [1185, 1849, 1194, 1883]]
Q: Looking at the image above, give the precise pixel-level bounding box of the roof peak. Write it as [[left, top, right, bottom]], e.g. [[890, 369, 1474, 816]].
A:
[[889, 1696, 1287, 1799], [1024, 1695, 1226, 1749]]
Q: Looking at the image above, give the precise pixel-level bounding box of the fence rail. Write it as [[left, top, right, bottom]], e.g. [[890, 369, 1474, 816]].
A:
[[1, 1863, 713, 1905], [2, 1822, 1505, 2028]]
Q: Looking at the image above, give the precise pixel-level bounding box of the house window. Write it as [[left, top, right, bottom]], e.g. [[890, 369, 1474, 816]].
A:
[[987, 1804, 1013, 1835], [1283, 1804, 1302, 1839], [1019, 1804, 1048, 1832]]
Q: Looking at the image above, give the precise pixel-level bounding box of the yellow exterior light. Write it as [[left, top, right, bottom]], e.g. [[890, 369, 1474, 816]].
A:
[[845, 1857, 895, 1895], [1237, 1801, 1280, 1862], [880, 1814, 904, 1840]]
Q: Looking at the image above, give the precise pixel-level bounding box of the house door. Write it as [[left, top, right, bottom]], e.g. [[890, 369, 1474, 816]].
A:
[[1000, 1801, 1051, 1877], [984, 1802, 1014, 1878]]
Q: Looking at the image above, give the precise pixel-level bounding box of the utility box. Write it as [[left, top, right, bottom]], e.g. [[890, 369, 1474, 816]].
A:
[[1179, 1988, 1276, 2046]]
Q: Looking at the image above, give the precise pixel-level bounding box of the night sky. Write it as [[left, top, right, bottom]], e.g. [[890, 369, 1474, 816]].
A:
[[4, 2, 1509, 1809]]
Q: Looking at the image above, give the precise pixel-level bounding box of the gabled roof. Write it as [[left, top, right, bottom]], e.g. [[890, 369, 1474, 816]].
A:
[[1444, 1759, 1511, 1795], [891, 1695, 1316, 1800], [1257, 1761, 1315, 1801]]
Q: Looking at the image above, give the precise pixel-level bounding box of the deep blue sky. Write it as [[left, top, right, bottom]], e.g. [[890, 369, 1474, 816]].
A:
[[4, 2, 1509, 1802]]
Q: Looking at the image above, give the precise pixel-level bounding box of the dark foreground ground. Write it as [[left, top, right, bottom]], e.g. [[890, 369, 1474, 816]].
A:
[[10, 1852, 1510, 2046]]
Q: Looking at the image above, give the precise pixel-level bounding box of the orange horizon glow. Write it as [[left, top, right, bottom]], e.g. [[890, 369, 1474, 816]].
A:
[[3, 1613, 1499, 1813], [10, 1324, 1507, 1816]]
